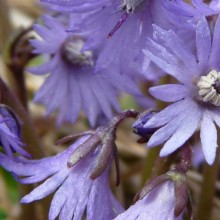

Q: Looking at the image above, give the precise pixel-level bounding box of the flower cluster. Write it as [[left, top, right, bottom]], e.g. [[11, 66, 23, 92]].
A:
[[40, 0, 195, 84], [1, 0, 220, 219], [0, 135, 124, 220]]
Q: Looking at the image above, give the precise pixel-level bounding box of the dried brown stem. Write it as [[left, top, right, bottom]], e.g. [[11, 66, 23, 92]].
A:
[[0, 0, 13, 51]]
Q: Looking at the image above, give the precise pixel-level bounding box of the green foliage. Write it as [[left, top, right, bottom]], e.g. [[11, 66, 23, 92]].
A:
[[0, 167, 19, 204]]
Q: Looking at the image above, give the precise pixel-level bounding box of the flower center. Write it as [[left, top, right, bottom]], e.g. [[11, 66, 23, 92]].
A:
[[61, 36, 93, 67], [197, 70, 220, 106], [118, 0, 149, 13]]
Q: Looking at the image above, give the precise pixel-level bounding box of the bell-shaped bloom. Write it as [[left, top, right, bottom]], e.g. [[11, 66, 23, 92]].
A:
[[29, 15, 142, 126], [114, 181, 182, 220], [0, 105, 29, 158], [0, 135, 124, 220], [40, 0, 194, 79], [143, 17, 220, 165]]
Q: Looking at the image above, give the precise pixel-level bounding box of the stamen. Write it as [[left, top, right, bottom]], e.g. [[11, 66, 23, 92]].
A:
[[107, 13, 129, 39], [197, 70, 220, 106], [107, 0, 148, 38], [61, 37, 93, 66], [118, 0, 148, 14]]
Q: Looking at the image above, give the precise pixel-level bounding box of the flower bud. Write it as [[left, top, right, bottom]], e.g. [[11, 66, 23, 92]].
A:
[[0, 104, 29, 158], [0, 104, 22, 138], [56, 110, 139, 183], [133, 110, 158, 143]]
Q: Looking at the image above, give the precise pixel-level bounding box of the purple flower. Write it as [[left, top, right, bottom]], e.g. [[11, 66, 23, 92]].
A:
[[29, 15, 141, 126], [0, 135, 124, 220], [0, 105, 29, 158], [40, 0, 193, 78], [114, 181, 182, 220], [143, 17, 220, 165]]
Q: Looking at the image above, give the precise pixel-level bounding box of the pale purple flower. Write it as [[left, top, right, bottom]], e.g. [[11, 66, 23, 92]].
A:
[[114, 181, 182, 220], [29, 15, 142, 126], [143, 17, 220, 165], [40, 0, 193, 79], [0, 135, 124, 220], [0, 105, 29, 158]]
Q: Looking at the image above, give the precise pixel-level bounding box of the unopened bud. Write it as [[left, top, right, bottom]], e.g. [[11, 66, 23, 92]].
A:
[[0, 104, 22, 138], [133, 111, 158, 143]]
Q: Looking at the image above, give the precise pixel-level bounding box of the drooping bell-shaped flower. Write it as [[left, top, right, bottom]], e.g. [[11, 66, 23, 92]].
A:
[[0, 135, 124, 220], [114, 181, 182, 220], [115, 143, 192, 220], [29, 15, 142, 126], [0, 110, 140, 219]]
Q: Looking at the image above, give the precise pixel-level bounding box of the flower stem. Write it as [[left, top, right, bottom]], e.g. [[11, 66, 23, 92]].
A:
[[6, 65, 28, 109], [142, 147, 174, 184], [0, 0, 12, 51], [195, 147, 220, 220], [4, 27, 35, 109]]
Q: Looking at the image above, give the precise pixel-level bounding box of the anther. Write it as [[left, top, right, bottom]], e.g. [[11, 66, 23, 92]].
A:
[[61, 36, 93, 66], [197, 70, 220, 106], [118, 0, 149, 14]]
